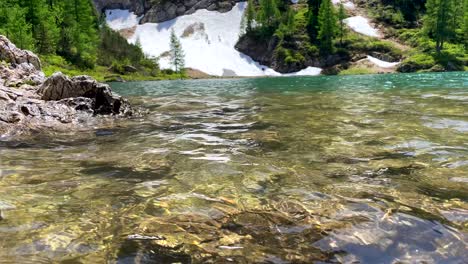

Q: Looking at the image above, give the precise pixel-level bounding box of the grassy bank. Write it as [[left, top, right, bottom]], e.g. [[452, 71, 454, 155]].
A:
[[41, 55, 184, 82]]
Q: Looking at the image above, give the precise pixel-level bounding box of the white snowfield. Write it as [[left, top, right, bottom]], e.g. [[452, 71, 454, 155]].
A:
[[332, 0, 355, 10], [105, 9, 141, 31], [344, 16, 381, 38], [366, 55, 400, 68], [105, 3, 322, 77]]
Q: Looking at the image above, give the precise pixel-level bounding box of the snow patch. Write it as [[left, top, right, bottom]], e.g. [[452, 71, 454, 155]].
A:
[[332, 0, 355, 10], [344, 16, 381, 38], [105, 9, 141, 30], [105, 3, 322, 77], [366, 55, 400, 68], [285, 67, 322, 76]]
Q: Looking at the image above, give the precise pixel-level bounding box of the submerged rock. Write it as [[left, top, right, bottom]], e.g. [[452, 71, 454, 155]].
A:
[[0, 35, 133, 137]]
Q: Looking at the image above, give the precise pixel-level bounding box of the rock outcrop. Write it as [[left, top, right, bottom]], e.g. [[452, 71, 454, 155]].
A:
[[39, 73, 131, 115], [235, 34, 348, 73], [0, 36, 41, 70], [93, 0, 241, 23], [0, 35, 132, 137]]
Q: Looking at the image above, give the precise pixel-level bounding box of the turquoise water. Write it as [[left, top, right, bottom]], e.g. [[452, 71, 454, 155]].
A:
[[0, 72, 467, 263]]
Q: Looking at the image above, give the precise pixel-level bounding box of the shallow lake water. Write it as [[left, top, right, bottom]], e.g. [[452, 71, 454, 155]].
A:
[[0, 72, 467, 263]]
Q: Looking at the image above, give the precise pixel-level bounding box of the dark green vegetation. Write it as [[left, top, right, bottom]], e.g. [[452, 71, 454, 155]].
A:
[[359, 0, 467, 72], [0, 0, 180, 81], [241, 0, 467, 73], [169, 29, 186, 76]]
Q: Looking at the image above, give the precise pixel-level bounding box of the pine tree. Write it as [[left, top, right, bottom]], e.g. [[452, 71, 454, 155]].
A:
[[258, 0, 281, 29], [5, 5, 35, 50], [424, 0, 456, 54], [34, 3, 60, 54], [246, 0, 256, 33], [169, 29, 185, 75], [307, 0, 322, 43], [285, 6, 295, 29], [337, 2, 346, 46], [318, 0, 337, 54], [465, 0, 468, 47]]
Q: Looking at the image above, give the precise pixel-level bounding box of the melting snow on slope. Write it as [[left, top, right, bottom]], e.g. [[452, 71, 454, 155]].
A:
[[332, 0, 355, 10], [105, 9, 141, 30], [366, 55, 399, 68], [285, 67, 322, 76], [344, 16, 381, 38], [105, 3, 322, 77]]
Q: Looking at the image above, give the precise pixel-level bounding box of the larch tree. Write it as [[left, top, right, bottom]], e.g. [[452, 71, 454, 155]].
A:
[[258, 0, 280, 29], [307, 0, 322, 42], [5, 5, 35, 50], [337, 2, 346, 46], [35, 3, 60, 54], [465, 0, 468, 46], [318, 0, 337, 54], [424, 0, 456, 54], [246, 0, 256, 33], [169, 29, 185, 75]]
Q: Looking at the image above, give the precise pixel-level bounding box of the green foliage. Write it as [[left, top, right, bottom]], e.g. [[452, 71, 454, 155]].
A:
[[465, 0, 468, 47], [258, 0, 281, 29], [0, 0, 159, 78], [424, 0, 458, 53], [399, 53, 436, 71], [306, 0, 322, 42], [246, 0, 256, 33], [34, 4, 61, 54], [98, 26, 144, 66], [1, 5, 35, 50], [41, 54, 173, 82], [339, 66, 376, 75], [337, 2, 347, 45], [345, 32, 403, 58], [169, 29, 185, 74], [365, 0, 425, 26], [318, 0, 337, 54], [275, 46, 305, 66]]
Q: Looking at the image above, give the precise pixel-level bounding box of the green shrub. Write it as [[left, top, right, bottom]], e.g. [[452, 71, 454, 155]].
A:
[[398, 53, 435, 72]]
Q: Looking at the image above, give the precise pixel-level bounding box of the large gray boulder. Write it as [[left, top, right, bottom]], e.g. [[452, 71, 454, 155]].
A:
[[39, 72, 131, 115]]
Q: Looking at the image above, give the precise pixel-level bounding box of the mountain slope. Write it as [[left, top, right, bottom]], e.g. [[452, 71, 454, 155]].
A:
[[105, 2, 322, 76]]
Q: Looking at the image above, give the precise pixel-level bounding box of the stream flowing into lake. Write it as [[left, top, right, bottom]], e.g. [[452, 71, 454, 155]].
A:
[[0, 72, 467, 263]]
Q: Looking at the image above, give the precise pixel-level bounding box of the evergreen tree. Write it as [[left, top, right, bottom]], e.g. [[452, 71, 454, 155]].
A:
[[258, 0, 281, 29], [285, 6, 295, 28], [424, 0, 456, 53], [318, 0, 337, 54], [246, 0, 256, 33], [169, 29, 185, 74], [337, 2, 346, 46], [465, 0, 468, 47], [34, 3, 60, 54], [307, 0, 322, 42], [5, 5, 35, 50]]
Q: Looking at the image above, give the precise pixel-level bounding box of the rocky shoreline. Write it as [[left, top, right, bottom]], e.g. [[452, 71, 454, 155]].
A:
[[0, 35, 132, 138]]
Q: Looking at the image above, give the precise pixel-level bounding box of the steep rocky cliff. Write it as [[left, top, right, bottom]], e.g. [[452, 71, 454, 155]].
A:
[[94, 0, 241, 23]]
